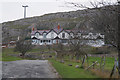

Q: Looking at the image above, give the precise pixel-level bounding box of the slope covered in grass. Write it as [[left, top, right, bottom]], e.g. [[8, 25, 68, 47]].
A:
[[49, 59, 98, 78]]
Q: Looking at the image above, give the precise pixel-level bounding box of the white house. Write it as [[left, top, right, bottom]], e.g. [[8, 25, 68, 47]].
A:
[[31, 25, 105, 47]]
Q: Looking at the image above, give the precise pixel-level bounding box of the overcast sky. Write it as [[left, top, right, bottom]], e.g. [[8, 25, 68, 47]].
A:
[[0, 0, 117, 23]]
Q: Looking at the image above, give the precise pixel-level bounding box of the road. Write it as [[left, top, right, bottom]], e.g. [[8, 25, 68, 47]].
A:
[[2, 60, 58, 78]]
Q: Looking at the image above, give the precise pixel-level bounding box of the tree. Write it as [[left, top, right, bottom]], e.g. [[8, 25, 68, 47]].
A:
[[52, 43, 66, 62], [14, 39, 32, 57], [66, 0, 120, 77], [87, 1, 119, 77], [68, 35, 87, 64]]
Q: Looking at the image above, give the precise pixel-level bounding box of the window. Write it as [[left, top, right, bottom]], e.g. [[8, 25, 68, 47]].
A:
[[78, 33, 81, 36], [41, 40, 42, 43], [78, 33, 81, 37], [36, 33, 39, 38], [51, 32, 54, 38], [62, 33, 65, 38], [43, 33, 46, 38], [62, 40, 67, 43], [70, 33, 73, 38], [49, 40, 50, 43], [46, 40, 48, 42], [43, 40, 45, 42]]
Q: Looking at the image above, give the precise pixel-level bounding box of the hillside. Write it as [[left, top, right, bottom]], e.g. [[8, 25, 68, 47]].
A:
[[2, 5, 117, 43]]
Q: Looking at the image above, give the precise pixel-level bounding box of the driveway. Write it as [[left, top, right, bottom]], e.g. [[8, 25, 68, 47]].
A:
[[2, 60, 58, 78]]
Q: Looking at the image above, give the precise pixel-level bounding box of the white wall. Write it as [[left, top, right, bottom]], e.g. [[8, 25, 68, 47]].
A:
[[46, 30, 57, 39]]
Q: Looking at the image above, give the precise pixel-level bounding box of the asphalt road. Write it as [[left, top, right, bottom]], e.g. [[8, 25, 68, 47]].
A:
[[2, 60, 57, 78]]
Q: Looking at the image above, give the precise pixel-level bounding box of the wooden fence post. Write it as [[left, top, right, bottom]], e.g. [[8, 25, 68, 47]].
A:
[[102, 56, 106, 70], [86, 61, 98, 70], [114, 57, 117, 75], [100, 56, 106, 71], [100, 56, 104, 69], [81, 55, 86, 68], [86, 55, 89, 67], [110, 57, 117, 78]]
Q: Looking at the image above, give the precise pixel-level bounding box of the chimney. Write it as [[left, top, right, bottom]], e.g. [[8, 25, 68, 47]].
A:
[[57, 24, 60, 30], [32, 27, 34, 31]]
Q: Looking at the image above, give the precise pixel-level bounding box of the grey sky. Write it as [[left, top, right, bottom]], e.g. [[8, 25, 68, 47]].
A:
[[0, 0, 117, 23]]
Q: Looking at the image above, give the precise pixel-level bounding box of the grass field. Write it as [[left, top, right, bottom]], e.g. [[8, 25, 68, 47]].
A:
[[87, 57, 114, 70], [49, 59, 99, 78], [2, 48, 41, 61], [55, 55, 115, 70], [2, 48, 24, 61], [49, 56, 115, 78]]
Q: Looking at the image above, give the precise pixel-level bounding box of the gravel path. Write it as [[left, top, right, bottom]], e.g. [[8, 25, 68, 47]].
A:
[[2, 60, 57, 78]]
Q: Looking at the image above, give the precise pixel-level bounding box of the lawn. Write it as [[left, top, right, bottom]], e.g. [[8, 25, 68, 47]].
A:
[[86, 57, 114, 70], [28, 48, 40, 53], [49, 56, 115, 78], [49, 59, 99, 78], [2, 48, 41, 61], [58, 55, 115, 71], [2, 48, 24, 61], [2, 47, 53, 61]]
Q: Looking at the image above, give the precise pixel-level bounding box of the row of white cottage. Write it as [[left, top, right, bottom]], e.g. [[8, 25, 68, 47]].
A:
[[31, 25, 105, 47]]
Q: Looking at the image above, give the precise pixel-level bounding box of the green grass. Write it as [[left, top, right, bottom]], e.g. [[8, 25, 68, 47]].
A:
[[2, 48, 24, 61], [57, 53, 115, 69], [87, 57, 114, 70], [2, 48, 49, 61], [49, 55, 115, 78], [28, 48, 40, 53], [2, 56, 23, 61], [49, 59, 99, 78], [60, 54, 115, 71]]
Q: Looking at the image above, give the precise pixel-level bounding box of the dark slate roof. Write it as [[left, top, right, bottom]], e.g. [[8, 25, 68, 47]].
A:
[[31, 30, 50, 35], [31, 26, 64, 35], [31, 26, 103, 35], [96, 36, 104, 39], [38, 30, 50, 34], [53, 36, 61, 39], [65, 30, 73, 33], [32, 37, 37, 39]]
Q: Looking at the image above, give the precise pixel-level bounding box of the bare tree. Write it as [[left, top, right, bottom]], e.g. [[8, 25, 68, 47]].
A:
[[68, 36, 87, 65], [52, 43, 66, 62], [66, 0, 119, 77], [88, 1, 119, 77], [14, 39, 32, 57]]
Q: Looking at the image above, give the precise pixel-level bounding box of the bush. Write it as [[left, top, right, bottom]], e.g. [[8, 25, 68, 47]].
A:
[[14, 39, 33, 57]]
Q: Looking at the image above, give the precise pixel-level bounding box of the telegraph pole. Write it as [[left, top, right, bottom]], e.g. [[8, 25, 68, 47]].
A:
[[22, 5, 28, 18], [118, 0, 120, 77]]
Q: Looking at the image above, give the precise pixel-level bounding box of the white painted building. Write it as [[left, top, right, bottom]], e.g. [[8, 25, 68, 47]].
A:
[[31, 25, 104, 47]]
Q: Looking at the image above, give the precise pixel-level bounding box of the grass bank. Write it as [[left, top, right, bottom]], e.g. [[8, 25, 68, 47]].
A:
[[49, 59, 99, 78], [2, 48, 23, 61], [87, 57, 114, 70], [49, 56, 115, 78], [2, 48, 41, 61]]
